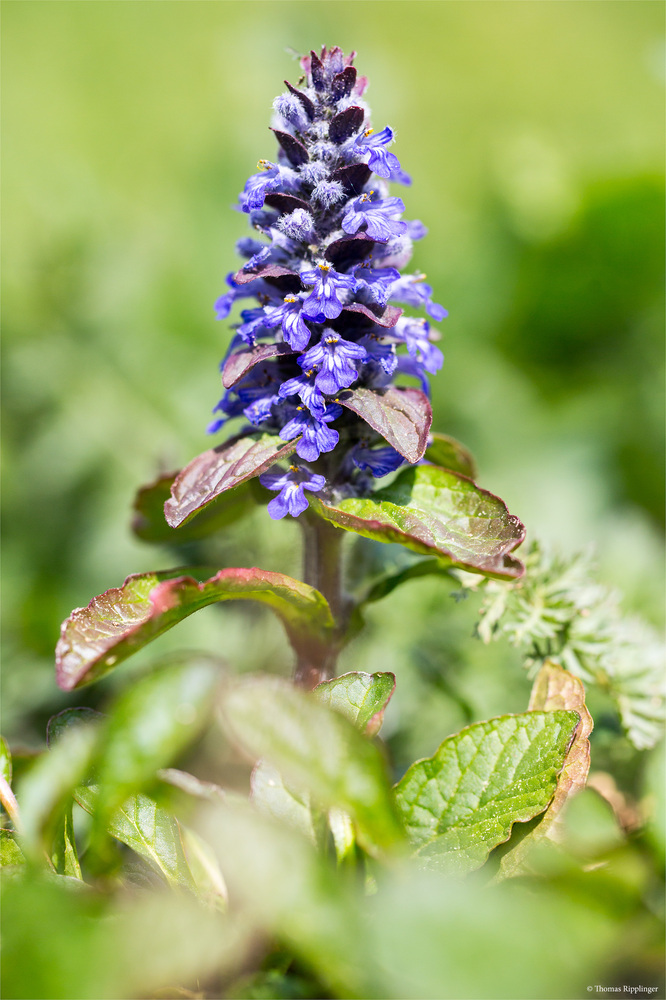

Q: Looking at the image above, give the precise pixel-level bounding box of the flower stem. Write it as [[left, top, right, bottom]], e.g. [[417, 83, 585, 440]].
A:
[[295, 514, 346, 689]]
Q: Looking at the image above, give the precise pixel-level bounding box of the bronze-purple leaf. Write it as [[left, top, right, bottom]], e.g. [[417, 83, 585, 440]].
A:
[[164, 434, 298, 529], [132, 472, 255, 544], [325, 233, 375, 269], [337, 386, 432, 464], [285, 81, 315, 120], [331, 66, 357, 100], [233, 263, 299, 286], [264, 193, 312, 215], [309, 464, 525, 580], [56, 568, 336, 691], [331, 163, 372, 196], [270, 129, 309, 166], [329, 106, 365, 143], [222, 343, 295, 390], [341, 302, 403, 329]]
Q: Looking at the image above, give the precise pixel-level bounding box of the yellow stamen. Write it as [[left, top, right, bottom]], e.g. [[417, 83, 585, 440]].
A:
[[289, 464, 299, 473], [364, 128, 374, 137], [317, 262, 331, 272], [284, 295, 297, 303]]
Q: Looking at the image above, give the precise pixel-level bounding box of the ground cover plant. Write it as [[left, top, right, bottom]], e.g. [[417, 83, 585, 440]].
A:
[[2, 37, 664, 1000]]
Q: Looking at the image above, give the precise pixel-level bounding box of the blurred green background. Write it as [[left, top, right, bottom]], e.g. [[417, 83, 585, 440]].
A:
[[2, 0, 664, 758]]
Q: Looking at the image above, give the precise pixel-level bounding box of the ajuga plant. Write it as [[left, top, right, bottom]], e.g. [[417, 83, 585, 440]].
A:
[[3, 47, 663, 1000]]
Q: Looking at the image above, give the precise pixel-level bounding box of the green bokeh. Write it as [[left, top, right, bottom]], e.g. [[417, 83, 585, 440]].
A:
[[2, 1, 664, 750]]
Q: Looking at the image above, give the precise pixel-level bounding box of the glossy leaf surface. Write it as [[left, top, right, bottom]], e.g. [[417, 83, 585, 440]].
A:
[[315, 671, 396, 736], [164, 433, 297, 529], [337, 386, 431, 463], [220, 676, 404, 855], [394, 710, 579, 874], [424, 432, 477, 480], [310, 464, 525, 580], [75, 785, 197, 892], [56, 568, 334, 690], [132, 472, 255, 544]]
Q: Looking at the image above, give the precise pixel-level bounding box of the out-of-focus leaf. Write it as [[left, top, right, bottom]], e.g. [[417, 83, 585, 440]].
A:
[[2, 874, 247, 1000], [314, 671, 396, 736], [310, 464, 525, 580], [222, 342, 295, 389], [56, 568, 335, 690], [250, 761, 317, 843], [51, 805, 83, 879], [47, 707, 105, 747], [220, 676, 405, 856], [337, 386, 431, 463], [74, 785, 197, 893], [164, 433, 298, 529], [201, 800, 375, 998], [157, 768, 227, 803], [16, 724, 99, 861], [180, 825, 227, 906], [132, 472, 255, 544], [92, 656, 220, 831], [498, 663, 593, 878], [1, 829, 25, 867], [394, 710, 579, 874], [0, 736, 12, 784], [424, 432, 477, 480]]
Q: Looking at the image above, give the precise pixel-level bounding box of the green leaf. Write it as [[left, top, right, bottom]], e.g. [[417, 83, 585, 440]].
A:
[[132, 471, 255, 544], [16, 724, 100, 861], [220, 676, 405, 856], [250, 761, 318, 844], [0, 736, 12, 784], [498, 662, 593, 878], [337, 386, 431, 463], [56, 567, 335, 690], [92, 656, 220, 830], [74, 785, 197, 892], [164, 433, 298, 529], [310, 464, 525, 580], [51, 805, 83, 879], [424, 432, 477, 480], [314, 671, 396, 736], [394, 710, 579, 874], [1, 830, 25, 867]]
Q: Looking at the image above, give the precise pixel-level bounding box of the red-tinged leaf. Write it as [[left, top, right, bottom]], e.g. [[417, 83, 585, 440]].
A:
[[56, 568, 335, 691], [222, 343, 295, 390], [164, 433, 297, 529], [132, 472, 255, 544], [341, 303, 403, 328], [424, 433, 478, 480], [337, 386, 432, 463], [233, 263, 300, 286], [329, 106, 365, 143], [264, 192, 312, 215], [331, 163, 372, 196], [309, 464, 525, 580]]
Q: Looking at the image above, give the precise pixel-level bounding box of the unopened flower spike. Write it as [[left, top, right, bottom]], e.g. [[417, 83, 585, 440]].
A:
[[211, 46, 447, 518]]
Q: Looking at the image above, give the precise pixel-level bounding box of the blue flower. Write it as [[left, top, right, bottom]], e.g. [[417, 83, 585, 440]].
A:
[[277, 371, 327, 418], [300, 263, 358, 320], [351, 443, 405, 477], [342, 193, 408, 243], [388, 274, 448, 321], [393, 317, 444, 374], [263, 295, 312, 351], [354, 126, 404, 180], [351, 265, 401, 307], [298, 331, 368, 394], [279, 403, 343, 462], [259, 464, 327, 519], [359, 333, 397, 375]]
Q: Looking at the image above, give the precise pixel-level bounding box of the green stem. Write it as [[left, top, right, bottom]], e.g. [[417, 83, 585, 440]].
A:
[[295, 514, 346, 689]]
